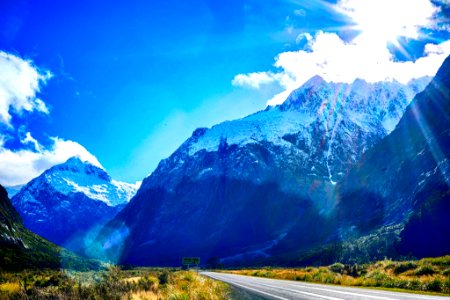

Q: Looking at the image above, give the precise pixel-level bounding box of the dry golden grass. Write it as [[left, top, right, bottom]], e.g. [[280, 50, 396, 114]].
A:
[[0, 282, 20, 293], [123, 276, 143, 283], [222, 255, 450, 294], [161, 271, 230, 300], [0, 268, 230, 300], [127, 290, 159, 300]]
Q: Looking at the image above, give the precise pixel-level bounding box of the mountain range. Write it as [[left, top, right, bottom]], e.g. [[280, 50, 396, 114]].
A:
[[94, 73, 437, 266], [7, 56, 449, 268]]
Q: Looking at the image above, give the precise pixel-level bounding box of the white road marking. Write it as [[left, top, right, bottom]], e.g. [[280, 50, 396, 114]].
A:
[[203, 272, 450, 300], [256, 282, 345, 300], [286, 281, 443, 299], [210, 273, 344, 300], [286, 283, 399, 300], [209, 275, 290, 300]]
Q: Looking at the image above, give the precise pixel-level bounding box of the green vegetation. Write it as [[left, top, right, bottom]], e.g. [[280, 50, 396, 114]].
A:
[[222, 255, 450, 294], [0, 185, 99, 272], [0, 224, 100, 271], [0, 267, 230, 299]]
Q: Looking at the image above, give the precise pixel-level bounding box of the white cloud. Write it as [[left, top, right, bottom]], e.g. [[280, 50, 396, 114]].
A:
[[294, 9, 306, 17], [295, 32, 313, 45], [0, 51, 52, 125], [0, 134, 102, 186], [236, 34, 450, 106], [21, 132, 41, 152], [232, 72, 279, 89], [235, 36, 450, 106], [0, 51, 105, 187], [233, 0, 450, 106]]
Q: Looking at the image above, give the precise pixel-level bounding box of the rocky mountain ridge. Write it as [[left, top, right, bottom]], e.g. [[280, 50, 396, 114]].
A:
[[96, 76, 432, 266]]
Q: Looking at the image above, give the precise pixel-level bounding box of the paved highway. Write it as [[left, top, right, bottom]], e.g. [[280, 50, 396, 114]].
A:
[[203, 272, 450, 300]]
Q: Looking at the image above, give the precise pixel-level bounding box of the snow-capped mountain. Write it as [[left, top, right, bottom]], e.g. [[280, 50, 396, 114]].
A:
[[33, 156, 140, 206], [165, 76, 430, 188], [97, 76, 430, 266], [12, 157, 140, 253]]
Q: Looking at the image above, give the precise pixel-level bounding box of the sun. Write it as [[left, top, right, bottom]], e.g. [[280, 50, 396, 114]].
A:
[[338, 0, 438, 45]]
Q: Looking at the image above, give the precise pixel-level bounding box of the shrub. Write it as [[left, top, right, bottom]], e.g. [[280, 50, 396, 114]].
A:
[[443, 279, 450, 293], [393, 279, 408, 289], [138, 276, 157, 291], [424, 279, 442, 292], [329, 263, 345, 274], [421, 256, 450, 267], [159, 270, 170, 285], [393, 262, 417, 274], [366, 270, 389, 286], [405, 279, 419, 290], [414, 266, 435, 276]]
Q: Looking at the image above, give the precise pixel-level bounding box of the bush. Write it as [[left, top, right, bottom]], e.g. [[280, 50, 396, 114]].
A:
[[158, 270, 170, 285], [443, 279, 450, 293], [329, 263, 345, 274], [393, 279, 408, 289], [366, 270, 389, 286], [407, 279, 420, 290], [393, 262, 417, 274], [414, 266, 435, 276], [138, 276, 157, 291], [342, 264, 361, 277], [421, 256, 450, 267], [424, 279, 442, 292]]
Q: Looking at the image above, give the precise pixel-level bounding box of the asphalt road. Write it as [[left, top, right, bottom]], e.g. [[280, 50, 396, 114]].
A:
[[202, 272, 450, 300]]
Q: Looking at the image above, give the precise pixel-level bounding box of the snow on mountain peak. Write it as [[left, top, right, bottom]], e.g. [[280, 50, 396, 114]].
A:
[[53, 156, 110, 180], [23, 156, 140, 206], [185, 76, 431, 157]]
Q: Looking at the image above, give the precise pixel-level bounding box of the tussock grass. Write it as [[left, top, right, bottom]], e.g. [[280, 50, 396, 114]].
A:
[[162, 271, 229, 300], [0, 268, 230, 299], [222, 255, 450, 294], [0, 282, 20, 294]]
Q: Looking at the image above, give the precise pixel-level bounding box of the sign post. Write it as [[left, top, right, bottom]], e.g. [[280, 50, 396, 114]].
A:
[[182, 257, 200, 271]]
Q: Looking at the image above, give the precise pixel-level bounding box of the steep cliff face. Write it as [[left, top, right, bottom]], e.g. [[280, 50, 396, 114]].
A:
[[0, 185, 98, 270], [336, 55, 450, 259], [12, 157, 139, 252], [96, 76, 430, 266]]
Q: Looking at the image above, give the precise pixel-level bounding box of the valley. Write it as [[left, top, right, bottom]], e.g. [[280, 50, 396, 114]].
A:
[[0, 2, 449, 297]]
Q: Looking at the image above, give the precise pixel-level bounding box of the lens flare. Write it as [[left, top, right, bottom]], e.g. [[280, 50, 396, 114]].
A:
[[338, 0, 439, 45]]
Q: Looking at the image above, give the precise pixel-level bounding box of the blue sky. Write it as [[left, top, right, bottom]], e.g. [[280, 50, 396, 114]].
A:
[[0, 0, 449, 185]]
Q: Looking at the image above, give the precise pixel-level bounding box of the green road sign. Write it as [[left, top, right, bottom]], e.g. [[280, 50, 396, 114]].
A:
[[182, 257, 200, 266]]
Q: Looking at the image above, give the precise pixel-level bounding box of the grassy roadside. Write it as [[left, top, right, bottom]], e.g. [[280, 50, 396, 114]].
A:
[[0, 267, 231, 299], [220, 255, 450, 295]]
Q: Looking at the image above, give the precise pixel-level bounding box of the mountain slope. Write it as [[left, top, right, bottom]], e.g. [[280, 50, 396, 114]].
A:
[[96, 77, 429, 266], [0, 184, 99, 271], [336, 55, 450, 259], [12, 157, 139, 253]]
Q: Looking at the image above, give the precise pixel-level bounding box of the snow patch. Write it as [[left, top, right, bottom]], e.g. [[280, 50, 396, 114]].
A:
[[188, 108, 314, 155], [20, 157, 140, 207]]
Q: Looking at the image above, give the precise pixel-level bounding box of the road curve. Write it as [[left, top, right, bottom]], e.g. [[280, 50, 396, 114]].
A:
[[202, 272, 450, 300]]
